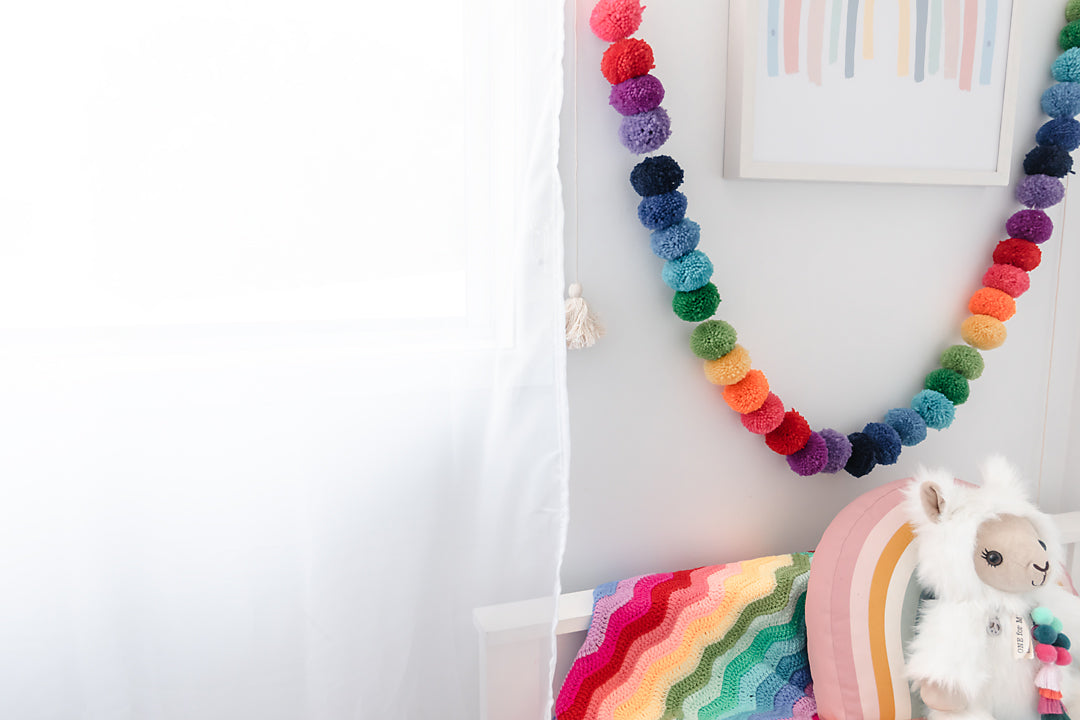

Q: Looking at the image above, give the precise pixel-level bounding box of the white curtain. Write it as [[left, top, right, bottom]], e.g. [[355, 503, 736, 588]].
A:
[[0, 1, 568, 718]]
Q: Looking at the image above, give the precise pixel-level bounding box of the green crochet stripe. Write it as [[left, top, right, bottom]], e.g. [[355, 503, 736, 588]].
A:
[[663, 552, 811, 716]]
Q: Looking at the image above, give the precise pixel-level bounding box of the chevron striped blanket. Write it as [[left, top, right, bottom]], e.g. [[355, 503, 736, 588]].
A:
[[555, 553, 816, 720]]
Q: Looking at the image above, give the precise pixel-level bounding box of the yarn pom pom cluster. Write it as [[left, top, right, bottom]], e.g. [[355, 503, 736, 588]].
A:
[[589, 0, 1076, 477]]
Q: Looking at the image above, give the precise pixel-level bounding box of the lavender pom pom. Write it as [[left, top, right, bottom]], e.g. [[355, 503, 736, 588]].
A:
[[912, 389, 955, 430], [650, 219, 700, 260], [1016, 174, 1065, 209], [1041, 82, 1080, 118], [637, 190, 687, 230], [863, 422, 902, 465], [1037, 118, 1080, 151], [1006, 209, 1054, 244], [884, 407, 927, 446], [662, 250, 713, 292], [630, 155, 684, 196], [787, 431, 829, 476], [619, 107, 671, 154], [609, 74, 665, 116], [819, 428, 853, 474], [1053, 48, 1080, 83]]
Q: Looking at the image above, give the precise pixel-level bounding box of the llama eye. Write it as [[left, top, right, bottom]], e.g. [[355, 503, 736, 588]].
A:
[[1039, 540, 1047, 550], [982, 549, 1003, 567]]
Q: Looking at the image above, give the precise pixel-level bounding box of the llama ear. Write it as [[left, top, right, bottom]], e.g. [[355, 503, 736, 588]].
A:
[[980, 455, 1026, 496], [921, 481, 946, 523]]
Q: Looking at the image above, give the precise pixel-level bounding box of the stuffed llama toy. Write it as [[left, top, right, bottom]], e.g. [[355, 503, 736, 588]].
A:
[[905, 456, 1080, 720]]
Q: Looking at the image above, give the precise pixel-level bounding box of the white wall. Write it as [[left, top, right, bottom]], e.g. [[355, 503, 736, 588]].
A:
[[561, 0, 1080, 592]]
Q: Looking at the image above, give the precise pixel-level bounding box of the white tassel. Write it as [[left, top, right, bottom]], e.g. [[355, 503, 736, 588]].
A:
[[565, 282, 604, 349]]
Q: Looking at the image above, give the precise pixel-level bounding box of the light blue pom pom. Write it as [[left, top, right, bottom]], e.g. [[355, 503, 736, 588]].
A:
[[1053, 48, 1080, 83], [911, 389, 955, 430], [1041, 82, 1080, 118], [884, 407, 928, 446], [650, 219, 700, 260], [662, 250, 713, 292], [1033, 607, 1056, 627], [1053, 617, 1065, 633]]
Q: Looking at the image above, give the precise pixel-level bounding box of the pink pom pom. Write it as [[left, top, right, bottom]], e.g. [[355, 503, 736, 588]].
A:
[[741, 392, 785, 434], [589, 0, 645, 42], [1037, 644, 1059, 663], [983, 263, 1030, 298], [1057, 647, 1072, 666]]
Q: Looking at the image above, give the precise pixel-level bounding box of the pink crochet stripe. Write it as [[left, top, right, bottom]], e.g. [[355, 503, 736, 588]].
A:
[[556, 573, 674, 714], [591, 562, 743, 719], [576, 577, 645, 659]]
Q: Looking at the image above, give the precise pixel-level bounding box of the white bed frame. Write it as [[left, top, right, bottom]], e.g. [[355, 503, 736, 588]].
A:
[[474, 511, 1080, 720]]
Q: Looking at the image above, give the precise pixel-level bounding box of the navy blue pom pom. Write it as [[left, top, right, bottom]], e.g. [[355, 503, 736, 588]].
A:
[[863, 422, 902, 464], [1037, 118, 1080, 151], [1024, 145, 1074, 178], [630, 155, 684, 196], [844, 432, 878, 478], [637, 191, 688, 230]]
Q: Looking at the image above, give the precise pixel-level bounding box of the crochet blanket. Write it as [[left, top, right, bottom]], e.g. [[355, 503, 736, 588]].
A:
[[555, 553, 816, 720]]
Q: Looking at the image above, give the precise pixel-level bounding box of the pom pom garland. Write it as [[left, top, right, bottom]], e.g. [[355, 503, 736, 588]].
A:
[[819, 428, 853, 473], [1024, 144, 1075, 177], [969, 287, 1016, 321], [962, 314, 1008, 350], [662, 250, 713, 291], [1006, 209, 1054, 243], [844, 432, 878, 478], [912, 389, 955, 429], [925, 368, 970, 405], [993, 238, 1042, 271], [672, 282, 720, 321], [940, 345, 985, 380], [651, 219, 700, 260], [620, 107, 672, 154], [787, 431, 829, 476], [589, 0, 645, 42], [637, 190, 687, 230], [1061, 21, 1080, 51], [884, 407, 927, 446], [741, 393, 786, 434], [703, 344, 751, 385], [1017, 174, 1066, 209], [601, 38, 655, 85], [690, 319, 737, 360], [765, 410, 811, 455], [1037, 117, 1080, 149], [723, 369, 770, 413], [862, 422, 902, 464], [609, 74, 665, 116], [983, 263, 1031, 298], [630, 155, 684, 196]]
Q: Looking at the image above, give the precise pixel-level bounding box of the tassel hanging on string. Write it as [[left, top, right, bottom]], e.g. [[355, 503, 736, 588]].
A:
[[565, 282, 604, 349]]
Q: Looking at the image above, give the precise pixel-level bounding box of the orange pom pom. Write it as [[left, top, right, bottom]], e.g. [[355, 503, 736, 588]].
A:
[[962, 314, 1007, 350], [703, 345, 751, 386], [600, 38, 655, 85], [723, 369, 770, 413], [968, 287, 1016, 321]]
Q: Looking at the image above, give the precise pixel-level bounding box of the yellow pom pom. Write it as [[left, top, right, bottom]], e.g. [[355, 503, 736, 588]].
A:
[[961, 314, 1007, 350], [703, 345, 751, 386]]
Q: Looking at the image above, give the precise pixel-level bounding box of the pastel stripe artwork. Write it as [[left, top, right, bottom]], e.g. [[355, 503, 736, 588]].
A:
[[762, 0, 1005, 90], [555, 554, 816, 720]]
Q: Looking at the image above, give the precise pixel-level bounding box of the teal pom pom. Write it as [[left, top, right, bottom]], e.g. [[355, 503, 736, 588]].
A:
[[1033, 607, 1056, 627], [1036, 624, 1060, 644], [1053, 617, 1065, 633], [912, 390, 955, 430], [1053, 48, 1080, 83], [662, 250, 713, 292], [925, 368, 970, 405], [941, 345, 984, 380], [690, 319, 737, 360], [884, 407, 927, 446], [1057, 633, 1071, 650]]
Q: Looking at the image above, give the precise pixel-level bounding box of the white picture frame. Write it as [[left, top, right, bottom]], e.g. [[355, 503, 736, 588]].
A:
[[724, 0, 1022, 185]]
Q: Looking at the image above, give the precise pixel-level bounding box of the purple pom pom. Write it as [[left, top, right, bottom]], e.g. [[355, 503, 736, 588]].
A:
[[819, 428, 853, 474], [651, 219, 700, 260], [1016, 174, 1065, 209], [637, 191, 687, 230], [787, 431, 829, 476], [619, 107, 671, 154], [609, 74, 665, 116], [1006, 209, 1054, 244]]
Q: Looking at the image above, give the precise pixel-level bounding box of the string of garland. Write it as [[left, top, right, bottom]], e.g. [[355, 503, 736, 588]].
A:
[[589, 0, 1080, 478]]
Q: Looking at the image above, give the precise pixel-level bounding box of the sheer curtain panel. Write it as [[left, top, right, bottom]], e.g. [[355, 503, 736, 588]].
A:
[[0, 1, 569, 718]]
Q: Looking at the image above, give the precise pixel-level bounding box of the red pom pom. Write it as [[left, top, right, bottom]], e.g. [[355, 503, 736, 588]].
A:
[[601, 38, 655, 85], [741, 392, 785, 434], [1057, 647, 1073, 666], [765, 410, 812, 455], [1037, 644, 1059, 663], [589, 0, 645, 42], [983, 263, 1030, 298], [994, 239, 1042, 271]]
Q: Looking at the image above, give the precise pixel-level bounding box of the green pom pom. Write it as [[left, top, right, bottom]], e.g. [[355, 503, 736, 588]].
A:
[[925, 368, 970, 405], [1033, 607, 1056, 626], [1068, 0, 1080, 23], [690, 319, 737, 360], [940, 345, 984, 380], [673, 283, 720, 322], [1062, 20, 1080, 51]]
